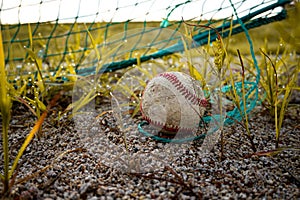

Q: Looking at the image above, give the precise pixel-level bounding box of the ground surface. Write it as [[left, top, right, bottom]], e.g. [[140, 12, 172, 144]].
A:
[[0, 96, 299, 199]]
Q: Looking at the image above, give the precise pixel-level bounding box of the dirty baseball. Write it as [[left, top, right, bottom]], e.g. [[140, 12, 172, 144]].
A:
[[140, 71, 208, 134]]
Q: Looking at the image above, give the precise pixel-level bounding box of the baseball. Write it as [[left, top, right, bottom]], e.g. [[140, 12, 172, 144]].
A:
[[140, 71, 208, 134]]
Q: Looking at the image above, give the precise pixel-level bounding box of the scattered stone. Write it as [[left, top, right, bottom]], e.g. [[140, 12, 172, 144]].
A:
[[2, 103, 299, 199]]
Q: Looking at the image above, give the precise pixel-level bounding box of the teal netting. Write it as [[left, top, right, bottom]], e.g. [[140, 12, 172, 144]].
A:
[[1, 0, 291, 74], [0, 0, 293, 143]]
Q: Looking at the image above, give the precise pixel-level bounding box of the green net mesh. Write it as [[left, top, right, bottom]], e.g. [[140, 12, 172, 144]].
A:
[[1, 0, 291, 76]]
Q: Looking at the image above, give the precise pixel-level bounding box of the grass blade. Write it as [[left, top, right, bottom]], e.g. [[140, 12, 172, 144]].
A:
[[8, 92, 62, 179], [0, 26, 12, 192]]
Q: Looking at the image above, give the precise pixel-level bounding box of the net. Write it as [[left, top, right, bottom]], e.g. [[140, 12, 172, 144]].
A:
[[0, 0, 291, 74], [0, 0, 293, 143]]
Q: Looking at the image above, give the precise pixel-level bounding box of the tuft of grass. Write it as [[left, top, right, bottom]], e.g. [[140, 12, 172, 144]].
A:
[[0, 26, 63, 196], [182, 21, 230, 159], [0, 22, 107, 196], [258, 45, 299, 148]]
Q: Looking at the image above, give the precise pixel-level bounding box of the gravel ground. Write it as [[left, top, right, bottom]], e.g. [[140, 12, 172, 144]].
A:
[[0, 96, 299, 200]]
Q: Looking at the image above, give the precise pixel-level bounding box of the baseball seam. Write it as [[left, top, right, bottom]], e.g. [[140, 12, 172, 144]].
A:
[[159, 72, 208, 107], [141, 116, 192, 133]]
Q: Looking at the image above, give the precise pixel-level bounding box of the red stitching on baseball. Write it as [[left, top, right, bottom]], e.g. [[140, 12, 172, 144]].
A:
[[143, 115, 194, 133], [159, 72, 208, 107]]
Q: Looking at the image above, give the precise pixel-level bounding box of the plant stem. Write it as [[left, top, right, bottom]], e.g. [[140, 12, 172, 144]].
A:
[[218, 74, 225, 161], [237, 49, 256, 152], [0, 26, 12, 194], [2, 116, 10, 193]]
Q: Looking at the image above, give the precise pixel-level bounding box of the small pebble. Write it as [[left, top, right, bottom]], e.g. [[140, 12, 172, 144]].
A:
[[8, 103, 299, 199]]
